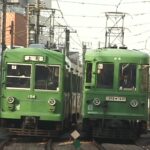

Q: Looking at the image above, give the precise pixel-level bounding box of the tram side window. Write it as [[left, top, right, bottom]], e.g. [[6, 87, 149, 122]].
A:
[[86, 62, 92, 83], [6, 64, 31, 88], [35, 65, 59, 90], [119, 63, 136, 90], [96, 63, 114, 89], [141, 65, 149, 91]]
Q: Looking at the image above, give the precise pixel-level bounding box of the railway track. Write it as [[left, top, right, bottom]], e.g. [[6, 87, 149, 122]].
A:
[[52, 140, 150, 150], [0, 137, 52, 150], [1, 139, 150, 150], [0, 131, 150, 150], [97, 143, 144, 150]]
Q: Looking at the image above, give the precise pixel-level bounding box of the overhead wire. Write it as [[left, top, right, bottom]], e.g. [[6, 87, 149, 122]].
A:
[[122, 0, 150, 4], [116, 0, 123, 12], [57, 0, 115, 6], [55, 0, 150, 49], [70, 34, 82, 48], [55, 0, 82, 48], [69, 26, 104, 29], [128, 22, 150, 27], [62, 14, 105, 18], [54, 12, 150, 20], [58, 0, 150, 5], [130, 29, 150, 36], [55, 0, 71, 29]]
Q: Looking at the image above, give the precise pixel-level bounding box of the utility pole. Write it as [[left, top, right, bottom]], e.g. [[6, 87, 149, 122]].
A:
[[81, 42, 86, 108], [65, 29, 70, 57], [10, 20, 14, 49], [2, 0, 7, 51], [49, 9, 55, 48], [35, 0, 40, 43], [26, 4, 30, 47]]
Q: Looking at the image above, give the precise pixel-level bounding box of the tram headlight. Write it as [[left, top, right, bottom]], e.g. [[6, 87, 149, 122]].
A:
[[93, 98, 101, 106], [130, 99, 139, 108], [7, 97, 15, 111], [7, 96, 15, 104], [48, 98, 56, 106], [48, 98, 56, 112]]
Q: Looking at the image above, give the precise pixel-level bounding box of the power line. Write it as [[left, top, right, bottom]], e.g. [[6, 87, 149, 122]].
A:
[[54, 0, 150, 50], [55, 12, 150, 19], [129, 22, 150, 27], [69, 26, 104, 29], [122, 0, 150, 4], [55, 0, 72, 29], [70, 36, 82, 48], [131, 29, 150, 36], [62, 14, 105, 18], [116, 0, 123, 12], [55, 0, 82, 48], [57, 0, 115, 6], [133, 13, 150, 16]]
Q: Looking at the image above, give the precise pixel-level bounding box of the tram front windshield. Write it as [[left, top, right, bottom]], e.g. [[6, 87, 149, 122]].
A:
[[6, 64, 59, 91], [96, 63, 114, 89], [6, 64, 31, 88]]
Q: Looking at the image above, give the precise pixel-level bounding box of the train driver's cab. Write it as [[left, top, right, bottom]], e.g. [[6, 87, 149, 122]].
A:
[[96, 63, 114, 89], [119, 63, 136, 91], [35, 65, 59, 91], [85, 62, 148, 92], [6, 64, 31, 88]]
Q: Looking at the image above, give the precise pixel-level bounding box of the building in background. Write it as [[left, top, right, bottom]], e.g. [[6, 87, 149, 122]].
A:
[[0, 0, 80, 57], [0, 12, 27, 48], [69, 52, 80, 65], [6, 12, 27, 47], [19, 0, 52, 9], [0, 0, 52, 48]]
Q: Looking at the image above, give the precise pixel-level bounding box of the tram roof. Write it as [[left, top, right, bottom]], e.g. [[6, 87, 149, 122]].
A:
[[3, 47, 65, 64], [85, 48, 149, 60], [4, 47, 64, 57]]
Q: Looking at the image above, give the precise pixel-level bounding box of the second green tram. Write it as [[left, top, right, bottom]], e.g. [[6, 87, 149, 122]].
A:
[[82, 48, 149, 140]]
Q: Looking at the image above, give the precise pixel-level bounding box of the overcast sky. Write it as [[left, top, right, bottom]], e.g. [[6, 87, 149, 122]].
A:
[[52, 0, 150, 53]]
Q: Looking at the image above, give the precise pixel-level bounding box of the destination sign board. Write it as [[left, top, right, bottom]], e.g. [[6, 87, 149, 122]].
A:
[[106, 96, 126, 102]]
